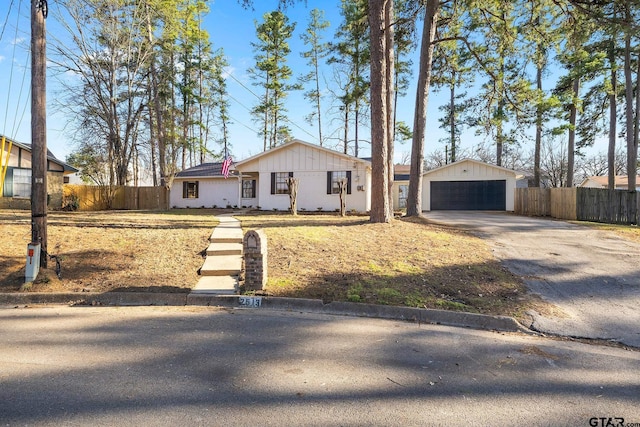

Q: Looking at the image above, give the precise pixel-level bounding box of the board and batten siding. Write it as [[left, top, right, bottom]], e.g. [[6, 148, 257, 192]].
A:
[[421, 159, 517, 211], [170, 178, 239, 208], [238, 142, 370, 212]]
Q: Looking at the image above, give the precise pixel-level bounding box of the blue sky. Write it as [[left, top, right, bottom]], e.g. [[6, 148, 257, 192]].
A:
[[0, 0, 610, 169], [0, 0, 446, 166], [199, 0, 442, 162]]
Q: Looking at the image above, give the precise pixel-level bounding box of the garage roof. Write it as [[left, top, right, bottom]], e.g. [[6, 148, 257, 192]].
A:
[[423, 159, 518, 177]]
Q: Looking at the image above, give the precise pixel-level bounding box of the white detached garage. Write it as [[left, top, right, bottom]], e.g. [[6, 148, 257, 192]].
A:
[[421, 159, 517, 211]]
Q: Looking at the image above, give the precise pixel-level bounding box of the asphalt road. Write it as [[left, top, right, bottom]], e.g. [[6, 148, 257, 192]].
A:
[[424, 211, 640, 348], [0, 306, 638, 426]]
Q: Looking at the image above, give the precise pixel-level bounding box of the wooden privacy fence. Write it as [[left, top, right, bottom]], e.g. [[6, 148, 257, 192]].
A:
[[550, 187, 578, 221], [63, 185, 168, 211], [515, 187, 639, 225], [577, 188, 639, 224], [514, 187, 550, 217]]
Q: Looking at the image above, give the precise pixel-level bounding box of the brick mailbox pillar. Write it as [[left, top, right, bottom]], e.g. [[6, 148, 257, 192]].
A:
[[243, 229, 267, 291]]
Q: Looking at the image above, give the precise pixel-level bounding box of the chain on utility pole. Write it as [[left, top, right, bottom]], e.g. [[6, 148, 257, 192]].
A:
[[31, 0, 48, 268]]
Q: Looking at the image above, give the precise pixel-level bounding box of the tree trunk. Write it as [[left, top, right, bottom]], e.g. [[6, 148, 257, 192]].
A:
[[608, 37, 617, 191], [567, 78, 579, 187], [343, 104, 349, 154], [338, 177, 348, 217], [449, 79, 456, 163], [624, 33, 636, 190], [315, 53, 323, 146], [534, 63, 542, 187], [406, 0, 439, 217], [385, 0, 395, 218], [368, 0, 391, 223], [144, 7, 162, 187], [286, 177, 298, 216], [355, 101, 359, 157], [496, 55, 505, 167]]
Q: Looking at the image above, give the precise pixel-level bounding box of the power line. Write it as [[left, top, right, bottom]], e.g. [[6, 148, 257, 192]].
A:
[[282, 116, 319, 143], [227, 92, 253, 113], [0, 0, 16, 43], [3, 0, 23, 135], [227, 71, 319, 143], [11, 47, 30, 137], [226, 71, 261, 100], [228, 113, 259, 134]]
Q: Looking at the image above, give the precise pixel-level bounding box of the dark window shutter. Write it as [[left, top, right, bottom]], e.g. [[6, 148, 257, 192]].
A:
[[251, 180, 256, 198], [182, 181, 187, 198], [271, 173, 276, 194], [194, 181, 199, 198], [346, 171, 352, 194], [327, 171, 332, 194]]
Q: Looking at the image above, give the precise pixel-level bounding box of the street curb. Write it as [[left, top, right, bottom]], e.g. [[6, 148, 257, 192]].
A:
[[0, 292, 533, 334], [0, 292, 189, 307]]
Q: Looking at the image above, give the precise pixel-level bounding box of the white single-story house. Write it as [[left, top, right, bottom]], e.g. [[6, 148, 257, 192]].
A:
[[171, 139, 372, 212], [580, 175, 640, 191], [421, 159, 517, 211], [170, 162, 240, 208], [1, 136, 78, 209], [170, 141, 519, 212]]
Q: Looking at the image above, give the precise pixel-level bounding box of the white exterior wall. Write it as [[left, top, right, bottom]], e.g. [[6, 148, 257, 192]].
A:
[[421, 160, 516, 211], [170, 178, 239, 208], [392, 180, 409, 210], [239, 142, 370, 212]]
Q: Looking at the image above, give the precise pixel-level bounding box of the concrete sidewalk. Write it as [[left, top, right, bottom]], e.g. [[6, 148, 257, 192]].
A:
[[192, 214, 242, 295]]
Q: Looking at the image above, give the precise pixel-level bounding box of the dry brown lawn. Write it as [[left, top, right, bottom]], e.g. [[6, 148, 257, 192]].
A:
[[0, 209, 218, 293], [236, 213, 541, 317], [0, 209, 545, 318]]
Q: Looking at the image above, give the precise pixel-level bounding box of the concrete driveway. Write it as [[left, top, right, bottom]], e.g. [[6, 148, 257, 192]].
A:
[[424, 211, 640, 348]]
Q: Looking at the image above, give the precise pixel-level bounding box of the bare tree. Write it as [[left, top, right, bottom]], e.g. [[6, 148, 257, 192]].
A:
[[52, 0, 152, 186], [540, 136, 568, 188]]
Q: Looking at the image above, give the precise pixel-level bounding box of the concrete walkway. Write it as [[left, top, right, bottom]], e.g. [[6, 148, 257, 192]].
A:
[[191, 214, 242, 295]]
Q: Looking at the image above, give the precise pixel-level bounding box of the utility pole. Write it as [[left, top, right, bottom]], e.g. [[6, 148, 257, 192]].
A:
[[31, 0, 48, 268]]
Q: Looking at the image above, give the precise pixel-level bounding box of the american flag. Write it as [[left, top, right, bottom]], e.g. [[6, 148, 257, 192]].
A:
[[221, 155, 232, 179]]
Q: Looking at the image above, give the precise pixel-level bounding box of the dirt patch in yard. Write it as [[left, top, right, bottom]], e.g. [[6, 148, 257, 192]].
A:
[[0, 209, 547, 318]]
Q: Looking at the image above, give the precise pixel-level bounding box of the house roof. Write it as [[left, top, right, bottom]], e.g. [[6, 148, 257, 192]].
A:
[[234, 139, 371, 168], [1, 135, 78, 173], [175, 162, 236, 178], [423, 158, 518, 177], [393, 164, 410, 181], [580, 175, 639, 188]]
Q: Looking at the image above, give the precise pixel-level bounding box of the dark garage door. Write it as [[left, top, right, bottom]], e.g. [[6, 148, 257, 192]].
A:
[[431, 180, 506, 210]]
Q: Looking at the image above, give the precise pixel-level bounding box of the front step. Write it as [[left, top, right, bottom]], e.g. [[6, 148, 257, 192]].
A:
[[199, 254, 242, 276], [209, 227, 243, 244], [206, 242, 242, 256], [192, 276, 238, 294]]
